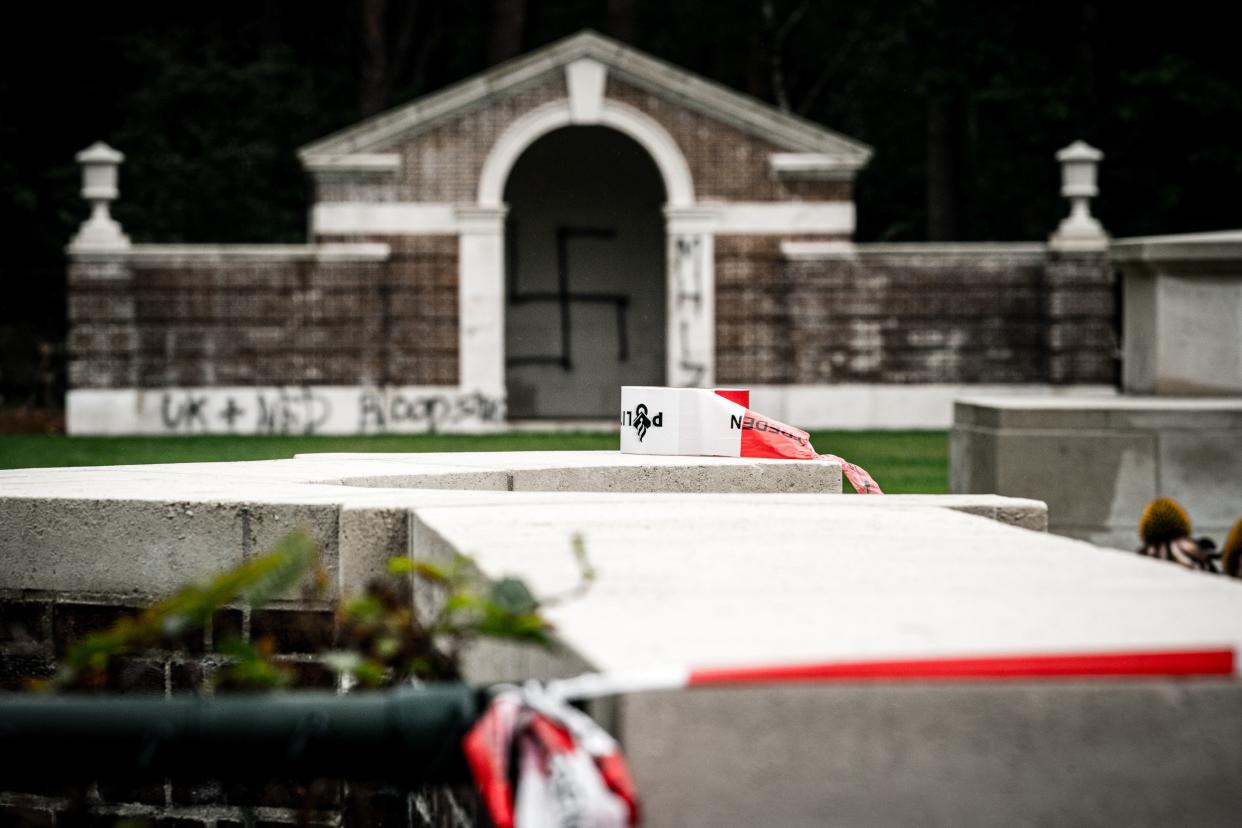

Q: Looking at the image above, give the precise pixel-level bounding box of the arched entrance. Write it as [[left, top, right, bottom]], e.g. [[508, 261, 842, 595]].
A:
[[502, 126, 666, 418]]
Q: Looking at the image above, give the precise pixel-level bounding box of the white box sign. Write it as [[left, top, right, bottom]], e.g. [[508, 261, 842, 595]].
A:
[[620, 386, 749, 457]]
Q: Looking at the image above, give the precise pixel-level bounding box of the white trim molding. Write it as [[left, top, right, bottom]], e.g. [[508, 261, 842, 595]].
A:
[[312, 203, 460, 235], [302, 153, 401, 173], [72, 243, 392, 264], [1111, 229, 1242, 267], [710, 202, 854, 235], [66, 384, 1121, 434], [456, 206, 509, 398], [768, 153, 867, 181], [748, 384, 1119, 430], [67, 386, 506, 436], [566, 58, 607, 123], [781, 240, 858, 259], [477, 98, 695, 208], [783, 240, 1049, 261]]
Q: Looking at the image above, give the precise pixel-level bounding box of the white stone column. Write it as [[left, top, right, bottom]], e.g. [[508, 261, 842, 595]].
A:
[[456, 206, 509, 399], [665, 207, 719, 387]]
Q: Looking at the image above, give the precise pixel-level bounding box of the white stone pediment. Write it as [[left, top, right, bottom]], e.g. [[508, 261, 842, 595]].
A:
[[298, 29, 872, 168]]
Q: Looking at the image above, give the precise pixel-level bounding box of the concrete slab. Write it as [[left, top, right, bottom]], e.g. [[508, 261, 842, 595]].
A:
[[409, 497, 1242, 827], [1, 450, 1235, 822], [410, 500, 1242, 675], [1113, 230, 1242, 395], [1, 451, 1037, 599], [952, 396, 1242, 547], [625, 681, 1242, 828]]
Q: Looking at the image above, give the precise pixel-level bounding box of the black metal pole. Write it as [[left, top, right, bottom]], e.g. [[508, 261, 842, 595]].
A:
[[0, 685, 480, 784]]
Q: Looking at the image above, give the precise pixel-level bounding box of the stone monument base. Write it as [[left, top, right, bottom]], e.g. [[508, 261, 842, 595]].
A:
[[951, 395, 1242, 548]]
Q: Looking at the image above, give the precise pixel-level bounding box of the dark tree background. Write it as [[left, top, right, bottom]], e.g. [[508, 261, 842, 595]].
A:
[[2, 0, 1239, 407]]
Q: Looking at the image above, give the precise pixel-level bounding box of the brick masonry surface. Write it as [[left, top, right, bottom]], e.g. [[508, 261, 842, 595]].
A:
[[68, 241, 1115, 395], [311, 70, 852, 204], [605, 77, 851, 203], [0, 594, 483, 827], [715, 238, 1117, 386], [68, 236, 459, 391]]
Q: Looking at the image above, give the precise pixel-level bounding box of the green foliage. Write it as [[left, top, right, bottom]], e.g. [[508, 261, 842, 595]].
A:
[[213, 638, 294, 691], [47, 525, 579, 694], [325, 545, 580, 689]]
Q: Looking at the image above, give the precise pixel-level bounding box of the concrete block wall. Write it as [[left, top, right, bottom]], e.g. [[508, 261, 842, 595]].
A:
[[951, 397, 1242, 548]]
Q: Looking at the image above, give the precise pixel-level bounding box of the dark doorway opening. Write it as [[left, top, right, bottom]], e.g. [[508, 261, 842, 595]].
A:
[[503, 126, 666, 418]]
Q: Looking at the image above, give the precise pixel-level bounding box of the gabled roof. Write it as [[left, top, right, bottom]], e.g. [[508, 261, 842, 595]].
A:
[[299, 30, 872, 165]]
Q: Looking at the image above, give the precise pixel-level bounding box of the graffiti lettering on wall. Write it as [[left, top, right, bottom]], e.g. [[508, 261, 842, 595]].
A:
[[153, 388, 505, 435], [160, 388, 331, 434], [357, 390, 505, 433]]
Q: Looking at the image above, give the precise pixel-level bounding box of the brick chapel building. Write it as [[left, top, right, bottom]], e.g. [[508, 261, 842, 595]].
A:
[[66, 31, 1115, 434]]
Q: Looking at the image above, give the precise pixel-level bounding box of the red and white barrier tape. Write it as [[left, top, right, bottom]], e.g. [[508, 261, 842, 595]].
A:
[[545, 647, 1236, 701]]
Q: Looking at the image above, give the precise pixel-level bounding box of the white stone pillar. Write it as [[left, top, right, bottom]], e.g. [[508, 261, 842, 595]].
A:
[[69, 142, 131, 253], [456, 206, 509, 399], [1050, 140, 1107, 252], [665, 207, 719, 387]]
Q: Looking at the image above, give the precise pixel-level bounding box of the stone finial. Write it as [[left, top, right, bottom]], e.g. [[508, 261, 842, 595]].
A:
[[69, 141, 131, 253], [1050, 140, 1107, 252]]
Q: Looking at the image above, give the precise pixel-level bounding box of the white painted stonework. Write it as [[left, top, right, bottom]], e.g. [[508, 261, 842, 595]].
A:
[[301, 153, 401, 172], [66, 383, 1120, 435], [67, 386, 506, 436], [69, 141, 131, 253], [476, 98, 696, 209], [566, 58, 607, 123], [1050, 140, 1108, 251], [311, 203, 460, 235], [751, 383, 1118, 429], [4, 450, 1240, 823], [768, 152, 867, 180], [1114, 229, 1242, 394]]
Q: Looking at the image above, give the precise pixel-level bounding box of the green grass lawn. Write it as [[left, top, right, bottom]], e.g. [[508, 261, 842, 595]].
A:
[[0, 431, 947, 493]]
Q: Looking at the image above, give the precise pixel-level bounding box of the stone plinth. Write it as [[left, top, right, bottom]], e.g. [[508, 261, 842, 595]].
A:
[[951, 396, 1242, 548], [1113, 230, 1242, 395], [412, 494, 1242, 827], [7, 449, 1241, 824]]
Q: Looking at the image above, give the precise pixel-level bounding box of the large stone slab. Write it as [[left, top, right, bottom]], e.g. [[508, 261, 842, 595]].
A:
[[1, 451, 1040, 600], [2, 449, 1236, 823], [409, 497, 1242, 827], [952, 396, 1242, 548], [624, 681, 1242, 827], [0, 451, 841, 599]]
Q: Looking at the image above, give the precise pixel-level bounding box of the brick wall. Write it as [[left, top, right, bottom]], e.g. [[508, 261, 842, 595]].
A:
[[716, 240, 1117, 386], [604, 78, 850, 202], [0, 592, 480, 827], [394, 75, 568, 203], [69, 238, 458, 391], [1044, 251, 1118, 384]]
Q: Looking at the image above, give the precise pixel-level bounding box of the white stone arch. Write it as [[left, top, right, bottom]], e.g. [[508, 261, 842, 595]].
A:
[[460, 93, 712, 402], [477, 98, 695, 208]]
